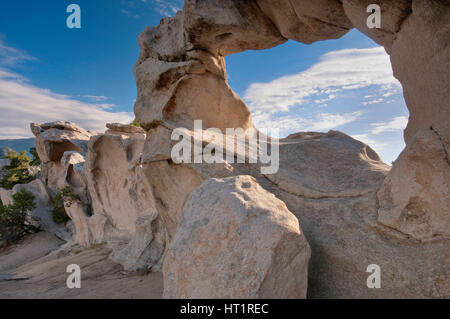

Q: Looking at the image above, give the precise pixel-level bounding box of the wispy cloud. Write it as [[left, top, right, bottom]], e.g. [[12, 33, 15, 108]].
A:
[[121, 0, 183, 19], [152, 0, 182, 17], [0, 40, 134, 139], [0, 40, 132, 139], [244, 47, 400, 114], [242, 46, 408, 164], [371, 116, 408, 135], [0, 36, 37, 67], [254, 111, 364, 136], [121, 9, 141, 19], [243, 47, 404, 137], [351, 134, 388, 152], [82, 95, 108, 102], [0, 69, 134, 139]]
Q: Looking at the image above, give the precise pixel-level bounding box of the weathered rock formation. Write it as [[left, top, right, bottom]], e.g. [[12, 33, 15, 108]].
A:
[[10, 0, 448, 299], [129, 0, 449, 298], [84, 126, 166, 271], [163, 176, 310, 299], [29, 122, 167, 272], [30, 121, 94, 193], [378, 128, 450, 241]]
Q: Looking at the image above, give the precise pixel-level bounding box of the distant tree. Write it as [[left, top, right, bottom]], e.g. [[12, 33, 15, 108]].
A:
[[0, 151, 34, 190], [7, 150, 30, 169], [29, 147, 41, 166], [0, 189, 39, 243], [1, 147, 13, 158], [51, 186, 77, 224], [131, 118, 141, 128]]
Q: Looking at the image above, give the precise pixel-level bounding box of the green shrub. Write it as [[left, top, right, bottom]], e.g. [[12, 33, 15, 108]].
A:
[[0, 150, 35, 190], [7, 150, 30, 169], [0, 189, 39, 243], [0, 169, 34, 190], [51, 187, 78, 225], [30, 147, 41, 166], [131, 118, 141, 128]]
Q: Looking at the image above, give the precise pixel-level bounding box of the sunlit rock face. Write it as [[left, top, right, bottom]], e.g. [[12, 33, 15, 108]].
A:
[[30, 122, 166, 272], [28, 0, 449, 299], [163, 176, 311, 299], [377, 128, 450, 242], [131, 0, 448, 299], [81, 125, 166, 271]]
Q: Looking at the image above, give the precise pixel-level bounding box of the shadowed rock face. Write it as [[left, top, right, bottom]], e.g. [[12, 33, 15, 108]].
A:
[[25, 0, 449, 299]]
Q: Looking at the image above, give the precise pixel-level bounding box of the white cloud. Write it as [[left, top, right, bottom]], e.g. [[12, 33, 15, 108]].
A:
[[121, 9, 141, 19], [0, 38, 133, 139], [0, 69, 134, 139], [0, 37, 37, 66], [351, 133, 388, 152], [363, 98, 384, 106], [242, 47, 403, 140], [82, 95, 108, 102], [153, 0, 183, 17], [253, 111, 364, 137], [244, 47, 401, 114], [123, 0, 183, 18], [314, 94, 337, 104], [371, 116, 408, 135]]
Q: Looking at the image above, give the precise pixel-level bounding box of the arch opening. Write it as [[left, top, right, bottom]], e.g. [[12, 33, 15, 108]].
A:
[[225, 29, 409, 164]]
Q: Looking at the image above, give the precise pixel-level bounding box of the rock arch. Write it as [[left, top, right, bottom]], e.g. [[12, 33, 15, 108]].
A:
[[133, 0, 449, 298], [135, 0, 449, 240], [25, 0, 449, 299]]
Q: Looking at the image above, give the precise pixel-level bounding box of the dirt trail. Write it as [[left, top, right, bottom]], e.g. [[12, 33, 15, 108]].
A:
[[0, 232, 163, 299]]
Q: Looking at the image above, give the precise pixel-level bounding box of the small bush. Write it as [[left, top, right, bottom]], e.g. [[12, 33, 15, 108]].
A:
[[30, 147, 41, 167], [7, 150, 30, 169], [52, 202, 70, 225], [0, 151, 34, 190], [0, 169, 34, 190], [0, 189, 39, 243], [131, 118, 141, 128], [51, 187, 78, 225]]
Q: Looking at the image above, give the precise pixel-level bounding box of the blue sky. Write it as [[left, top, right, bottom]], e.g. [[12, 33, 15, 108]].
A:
[[0, 0, 409, 163]]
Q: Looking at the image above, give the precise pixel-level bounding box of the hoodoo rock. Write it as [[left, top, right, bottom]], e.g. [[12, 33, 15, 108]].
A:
[[28, 122, 167, 272], [83, 126, 166, 271], [32, 121, 93, 164], [31, 121, 95, 192]]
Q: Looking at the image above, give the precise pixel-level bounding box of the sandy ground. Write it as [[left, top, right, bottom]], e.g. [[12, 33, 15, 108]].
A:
[[0, 232, 163, 299]]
